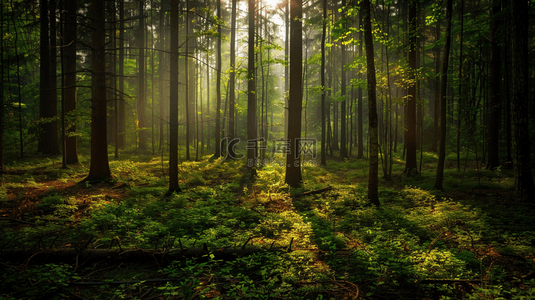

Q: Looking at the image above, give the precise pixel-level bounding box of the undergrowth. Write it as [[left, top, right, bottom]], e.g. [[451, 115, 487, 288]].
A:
[[1, 152, 534, 299]]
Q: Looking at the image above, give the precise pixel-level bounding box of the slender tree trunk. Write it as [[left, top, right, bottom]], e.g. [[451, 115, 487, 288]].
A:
[[486, 0, 501, 170], [213, 0, 222, 158], [357, 10, 364, 159], [0, 0, 4, 173], [320, 0, 327, 166], [362, 0, 380, 206], [511, 0, 534, 202], [404, 0, 417, 175], [39, 0, 50, 154], [284, 0, 303, 187], [431, 22, 440, 153], [168, 0, 181, 194], [457, 0, 464, 171], [340, 0, 347, 159], [137, 0, 147, 152], [63, 0, 78, 164], [85, 0, 111, 182], [247, 0, 257, 177], [48, 0, 59, 154], [433, 0, 453, 191], [284, 0, 289, 140], [118, 0, 125, 149], [228, 0, 237, 152]]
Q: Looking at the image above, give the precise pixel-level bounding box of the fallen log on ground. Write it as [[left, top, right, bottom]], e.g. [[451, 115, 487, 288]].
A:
[[0, 246, 293, 264]]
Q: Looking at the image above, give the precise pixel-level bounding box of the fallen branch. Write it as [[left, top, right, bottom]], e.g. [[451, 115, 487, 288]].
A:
[[0, 247, 291, 264], [301, 186, 333, 196], [0, 218, 35, 225], [420, 279, 482, 284]]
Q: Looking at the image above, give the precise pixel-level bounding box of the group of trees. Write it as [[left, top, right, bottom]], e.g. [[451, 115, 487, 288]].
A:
[[0, 0, 533, 202]]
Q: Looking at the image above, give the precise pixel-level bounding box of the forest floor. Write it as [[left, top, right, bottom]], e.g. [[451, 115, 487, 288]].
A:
[[1, 149, 534, 299]]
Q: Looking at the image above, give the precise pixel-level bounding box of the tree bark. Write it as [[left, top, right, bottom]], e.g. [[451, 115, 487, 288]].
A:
[[284, 0, 303, 188], [168, 0, 181, 194], [118, 0, 126, 150], [247, 0, 257, 177], [340, 0, 347, 159], [137, 0, 147, 152], [38, 0, 51, 155], [228, 0, 237, 154], [433, 0, 453, 191], [85, 0, 111, 183], [511, 0, 534, 202], [0, 0, 4, 173], [213, 0, 222, 159], [357, 10, 364, 159], [486, 0, 501, 170], [404, 0, 417, 175], [320, 0, 327, 166], [48, 0, 59, 155], [362, 0, 380, 206], [63, 0, 78, 164]]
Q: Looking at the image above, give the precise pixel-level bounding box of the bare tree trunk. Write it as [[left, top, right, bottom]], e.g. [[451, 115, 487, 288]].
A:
[[48, 0, 59, 155], [247, 0, 257, 177], [340, 0, 347, 159], [486, 0, 501, 170], [511, 0, 534, 202], [85, 0, 111, 182], [433, 0, 453, 191], [38, 0, 50, 155], [362, 0, 380, 206], [320, 0, 327, 166], [284, 0, 303, 187], [118, 0, 125, 149], [213, 0, 222, 158], [404, 0, 417, 175], [0, 0, 4, 173], [357, 10, 364, 159], [137, 0, 147, 152], [228, 0, 237, 153], [62, 0, 79, 165], [168, 0, 181, 194]]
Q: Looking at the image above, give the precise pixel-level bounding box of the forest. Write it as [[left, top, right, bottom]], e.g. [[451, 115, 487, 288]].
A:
[[1, 0, 535, 298]]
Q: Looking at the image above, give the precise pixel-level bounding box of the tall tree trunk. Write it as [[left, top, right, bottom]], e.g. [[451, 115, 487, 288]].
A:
[[357, 10, 364, 159], [362, 0, 380, 206], [158, 2, 165, 151], [0, 0, 4, 173], [137, 0, 147, 152], [430, 22, 440, 152], [118, 0, 125, 149], [85, 0, 111, 182], [39, 0, 51, 154], [486, 0, 501, 170], [168, 0, 181, 194], [511, 0, 534, 202], [404, 0, 417, 175], [48, 0, 59, 154], [284, 0, 289, 140], [284, 0, 303, 187], [433, 0, 453, 191], [213, 0, 222, 158], [247, 0, 257, 177], [187, 0, 196, 151], [340, 0, 347, 159], [63, 0, 78, 164], [320, 0, 327, 166], [456, 0, 464, 171], [228, 0, 237, 153]]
